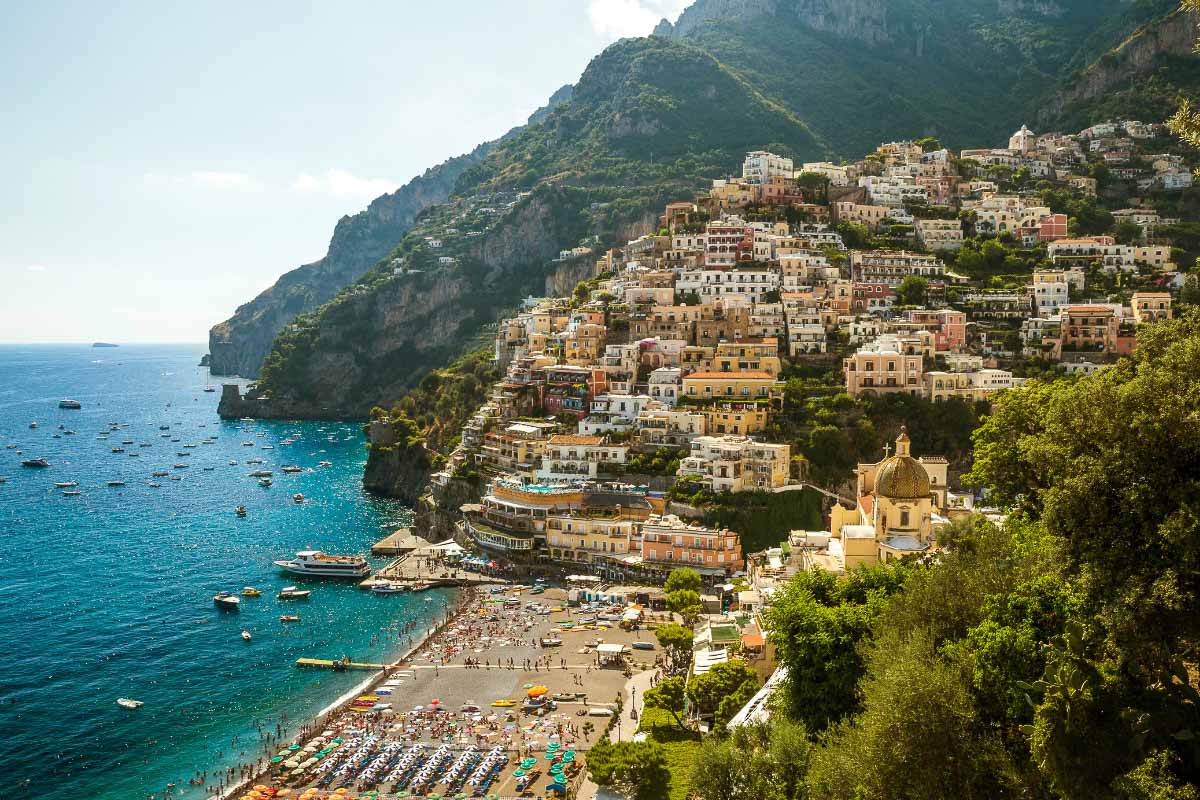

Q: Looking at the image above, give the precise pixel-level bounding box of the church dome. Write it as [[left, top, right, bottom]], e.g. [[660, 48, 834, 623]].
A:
[[874, 427, 930, 499], [875, 455, 931, 500]]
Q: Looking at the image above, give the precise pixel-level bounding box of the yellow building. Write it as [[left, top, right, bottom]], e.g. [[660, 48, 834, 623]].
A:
[[830, 428, 948, 568], [681, 371, 782, 402]]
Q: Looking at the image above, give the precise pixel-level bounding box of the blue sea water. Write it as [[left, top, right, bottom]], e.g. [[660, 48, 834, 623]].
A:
[[0, 344, 446, 799]]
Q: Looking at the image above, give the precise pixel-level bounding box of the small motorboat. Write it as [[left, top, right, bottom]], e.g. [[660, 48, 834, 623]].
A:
[[173, 464, 188, 469], [107, 480, 125, 487], [240, 587, 261, 597], [21, 458, 50, 468], [29, 421, 37, 429], [281, 465, 303, 473], [54, 481, 78, 488], [292, 493, 304, 503], [371, 583, 405, 594], [148, 482, 161, 488], [279, 615, 301, 622], [169, 475, 183, 481], [277, 586, 311, 600], [116, 698, 144, 709], [213, 591, 240, 609], [111, 448, 125, 453], [63, 490, 82, 496], [152, 471, 169, 477], [235, 506, 247, 517], [318, 461, 332, 467], [247, 470, 272, 478], [59, 399, 82, 409], [241, 630, 252, 642], [228, 460, 238, 466], [258, 478, 272, 487]]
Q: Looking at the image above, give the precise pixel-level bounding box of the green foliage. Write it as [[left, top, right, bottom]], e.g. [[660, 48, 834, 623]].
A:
[[895, 275, 928, 306], [644, 675, 688, 728], [687, 660, 759, 721], [655, 623, 694, 675], [690, 719, 812, 800], [665, 568, 702, 595], [586, 739, 673, 800], [666, 588, 703, 625], [386, 347, 498, 454]]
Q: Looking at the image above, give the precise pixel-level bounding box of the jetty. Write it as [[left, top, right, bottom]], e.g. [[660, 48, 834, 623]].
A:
[[296, 658, 386, 671], [360, 539, 507, 591], [370, 528, 429, 556]]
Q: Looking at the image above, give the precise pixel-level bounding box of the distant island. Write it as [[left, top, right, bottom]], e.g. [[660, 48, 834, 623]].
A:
[[91, 342, 119, 348]]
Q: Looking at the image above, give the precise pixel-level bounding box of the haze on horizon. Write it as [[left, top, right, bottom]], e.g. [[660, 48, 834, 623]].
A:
[[0, 0, 691, 344]]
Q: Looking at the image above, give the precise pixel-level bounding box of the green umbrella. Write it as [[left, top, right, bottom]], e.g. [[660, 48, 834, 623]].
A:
[[288, 744, 300, 750], [523, 683, 534, 689], [513, 769, 527, 778], [270, 756, 283, 763]]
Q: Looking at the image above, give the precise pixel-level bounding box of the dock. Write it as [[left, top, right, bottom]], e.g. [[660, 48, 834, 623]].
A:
[[360, 539, 508, 591], [370, 528, 429, 556], [296, 658, 386, 671]]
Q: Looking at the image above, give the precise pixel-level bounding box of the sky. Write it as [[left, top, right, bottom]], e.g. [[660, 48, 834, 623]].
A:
[[0, 0, 691, 343]]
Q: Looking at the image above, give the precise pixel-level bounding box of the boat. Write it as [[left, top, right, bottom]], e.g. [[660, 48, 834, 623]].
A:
[[292, 493, 304, 503], [279, 615, 301, 622], [240, 587, 261, 597], [258, 478, 272, 487], [116, 698, 143, 709], [262, 445, 274, 450], [54, 481, 78, 488], [139, 443, 152, 447], [247, 470, 272, 478], [21, 458, 50, 468], [318, 461, 332, 467], [213, 591, 240, 609], [107, 481, 125, 487], [169, 476, 183, 481], [203, 366, 216, 393], [63, 490, 82, 496], [92, 342, 118, 348], [0, 477, 7, 483], [371, 583, 405, 594], [58, 399, 82, 410], [148, 482, 161, 488], [246, 458, 264, 465], [241, 630, 252, 641], [281, 465, 303, 473], [152, 471, 169, 477], [111, 447, 125, 453], [173, 463, 188, 469], [229, 460, 238, 466], [242, 442, 254, 447], [29, 421, 37, 429], [409, 581, 433, 593], [235, 506, 247, 517], [121, 440, 134, 445], [277, 586, 312, 600], [159, 425, 170, 430], [273, 550, 370, 579]]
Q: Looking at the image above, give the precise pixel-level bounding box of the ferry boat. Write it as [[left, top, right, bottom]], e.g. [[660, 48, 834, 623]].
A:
[[21, 458, 50, 468], [274, 550, 370, 579], [59, 399, 82, 409], [213, 591, 240, 609], [277, 586, 312, 600]]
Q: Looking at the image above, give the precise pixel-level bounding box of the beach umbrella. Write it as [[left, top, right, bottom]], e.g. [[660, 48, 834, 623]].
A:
[[527, 686, 549, 698], [513, 770, 526, 778], [522, 683, 534, 689], [270, 756, 284, 764]]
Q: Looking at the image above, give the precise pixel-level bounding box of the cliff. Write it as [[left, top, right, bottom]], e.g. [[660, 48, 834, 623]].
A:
[[207, 86, 575, 379], [1038, 7, 1200, 129]]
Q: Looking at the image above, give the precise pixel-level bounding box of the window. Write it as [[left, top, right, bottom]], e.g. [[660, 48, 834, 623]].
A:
[[900, 510, 910, 527]]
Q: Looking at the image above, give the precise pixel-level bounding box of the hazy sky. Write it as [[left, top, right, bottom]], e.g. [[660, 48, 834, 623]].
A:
[[0, 0, 691, 343]]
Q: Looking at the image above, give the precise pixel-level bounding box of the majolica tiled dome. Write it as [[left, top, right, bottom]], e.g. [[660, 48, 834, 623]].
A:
[[875, 428, 930, 500]]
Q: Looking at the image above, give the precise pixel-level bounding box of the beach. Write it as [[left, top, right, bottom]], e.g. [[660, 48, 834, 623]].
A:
[[220, 581, 664, 800]]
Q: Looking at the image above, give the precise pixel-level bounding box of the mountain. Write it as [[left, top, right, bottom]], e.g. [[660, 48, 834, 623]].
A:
[[225, 36, 827, 418], [216, 0, 1197, 419], [206, 87, 573, 378]]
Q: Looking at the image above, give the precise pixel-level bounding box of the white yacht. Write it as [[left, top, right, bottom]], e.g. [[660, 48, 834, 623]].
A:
[[273, 550, 370, 579]]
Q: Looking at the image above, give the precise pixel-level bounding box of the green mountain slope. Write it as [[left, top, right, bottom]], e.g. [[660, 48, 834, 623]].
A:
[[222, 0, 1197, 420]]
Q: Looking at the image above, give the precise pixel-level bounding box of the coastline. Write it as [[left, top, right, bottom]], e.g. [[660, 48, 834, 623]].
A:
[[212, 586, 473, 800]]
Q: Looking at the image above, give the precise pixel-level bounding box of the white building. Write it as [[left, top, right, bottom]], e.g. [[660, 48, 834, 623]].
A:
[[743, 151, 794, 185], [678, 435, 791, 493]]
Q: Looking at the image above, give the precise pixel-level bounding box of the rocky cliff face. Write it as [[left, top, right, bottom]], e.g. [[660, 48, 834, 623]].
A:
[[207, 87, 575, 379], [360, 418, 434, 504], [1038, 8, 1200, 127]]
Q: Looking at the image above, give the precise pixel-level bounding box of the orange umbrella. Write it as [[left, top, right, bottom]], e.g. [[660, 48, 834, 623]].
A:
[[527, 686, 549, 698]]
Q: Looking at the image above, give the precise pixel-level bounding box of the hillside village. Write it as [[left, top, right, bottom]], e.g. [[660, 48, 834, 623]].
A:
[[355, 116, 1200, 785]]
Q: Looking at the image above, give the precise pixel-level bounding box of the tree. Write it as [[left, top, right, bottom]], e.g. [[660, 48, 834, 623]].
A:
[[1113, 221, 1143, 245], [896, 275, 928, 306], [666, 588, 703, 625], [686, 660, 758, 718], [915, 136, 942, 153], [665, 568, 702, 595], [1180, 273, 1200, 307], [655, 623, 694, 674], [643, 675, 688, 728], [691, 720, 812, 800], [586, 740, 672, 800]]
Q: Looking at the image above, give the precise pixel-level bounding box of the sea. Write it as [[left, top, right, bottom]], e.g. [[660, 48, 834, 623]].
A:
[[0, 344, 449, 799]]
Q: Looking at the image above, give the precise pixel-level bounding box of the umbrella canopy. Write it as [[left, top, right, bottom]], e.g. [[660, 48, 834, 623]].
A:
[[526, 686, 549, 698]]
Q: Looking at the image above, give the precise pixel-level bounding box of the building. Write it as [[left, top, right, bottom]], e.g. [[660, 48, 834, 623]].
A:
[[914, 218, 964, 251], [678, 435, 790, 492], [1032, 270, 1071, 318], [923, 369, 1023, 402], [843, 334, 926, 397], [743, 151, 794, 185], [851, 250, 944, 287], [537, 435, 629, 481], [1131, 292, 1172, 324], [681, 371, 782, 402], [639, 514, 743, 574], [829, 428, 948, 568], [636, 407, 706, 449], [1060, 305, 1120, 355]]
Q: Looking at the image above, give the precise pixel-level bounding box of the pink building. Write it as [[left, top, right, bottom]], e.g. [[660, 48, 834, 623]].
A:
[[905, 309, 968, 353], [1037, 213, 1069, 242]]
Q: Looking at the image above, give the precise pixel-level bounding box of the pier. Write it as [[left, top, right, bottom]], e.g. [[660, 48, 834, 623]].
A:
[[295, 657, 386, 671], [360, 539, 508, 591]]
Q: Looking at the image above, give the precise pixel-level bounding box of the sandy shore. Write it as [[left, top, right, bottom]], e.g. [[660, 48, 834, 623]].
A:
[[215, 583, 664, 799]]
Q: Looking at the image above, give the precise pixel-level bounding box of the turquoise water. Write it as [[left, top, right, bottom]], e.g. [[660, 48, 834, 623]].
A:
[[0, 344, 447, 799]]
